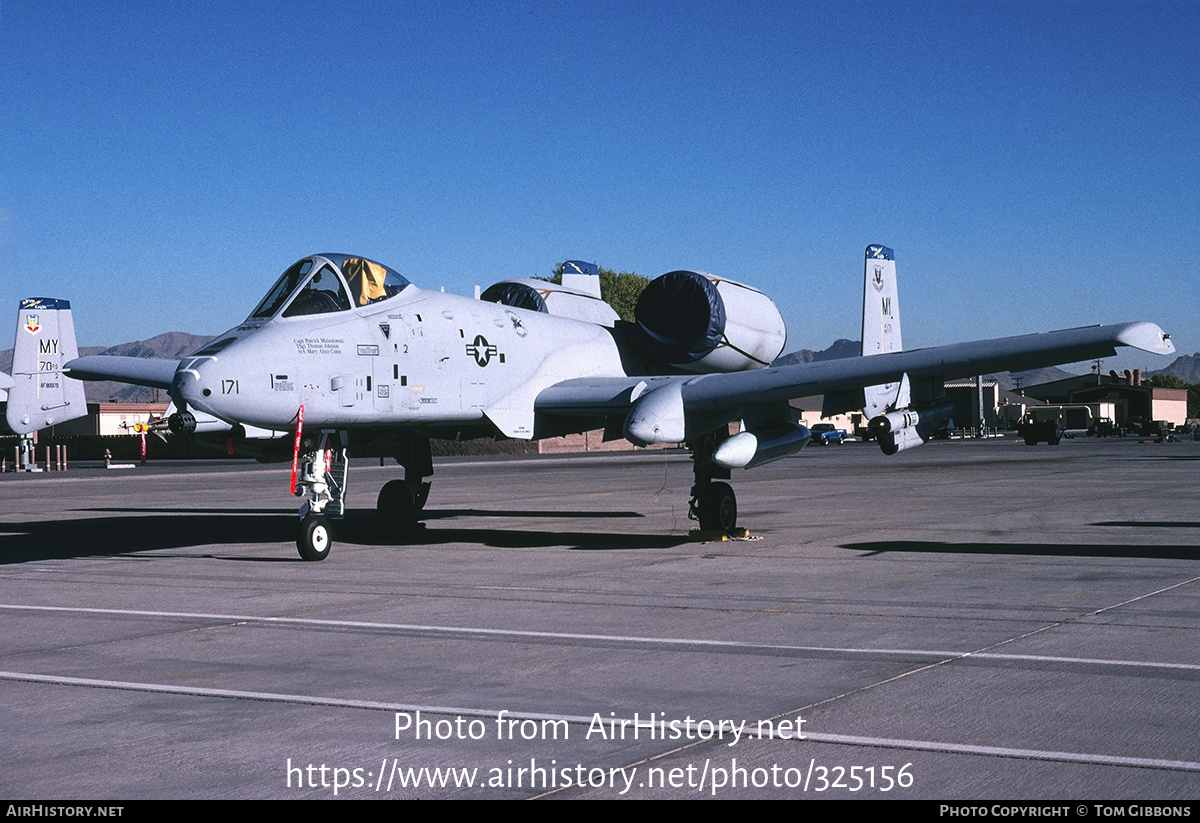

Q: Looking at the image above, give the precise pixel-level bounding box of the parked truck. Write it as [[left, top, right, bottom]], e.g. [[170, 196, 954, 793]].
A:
[[1017, 409, 1065, 445], [810, 422, 849, 445]]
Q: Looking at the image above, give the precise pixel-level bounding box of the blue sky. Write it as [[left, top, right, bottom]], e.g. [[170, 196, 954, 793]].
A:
[[2, 1, 1195, 373]]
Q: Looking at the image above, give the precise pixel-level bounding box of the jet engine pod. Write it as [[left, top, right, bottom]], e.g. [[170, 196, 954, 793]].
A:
[[634, 271, 785, 373], [481, 278, 618, 326], [479, 281, 549, 313]]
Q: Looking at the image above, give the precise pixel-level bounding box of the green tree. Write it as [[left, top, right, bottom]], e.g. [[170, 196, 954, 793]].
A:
[[1147, 373, 1188, 389], [547, 263, 649, 322]]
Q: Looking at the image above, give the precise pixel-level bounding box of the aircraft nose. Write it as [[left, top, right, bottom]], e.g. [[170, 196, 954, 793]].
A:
[[173, 358, 216, 414]]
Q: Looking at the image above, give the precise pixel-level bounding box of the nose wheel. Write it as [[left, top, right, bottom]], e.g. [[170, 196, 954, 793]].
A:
[[291, 427, 348, 561], [298, 513, 332, 561]]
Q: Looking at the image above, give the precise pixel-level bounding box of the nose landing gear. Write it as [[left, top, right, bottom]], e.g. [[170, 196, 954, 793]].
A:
[[298, 512, 332, 561], [294, 430, 348, 561]]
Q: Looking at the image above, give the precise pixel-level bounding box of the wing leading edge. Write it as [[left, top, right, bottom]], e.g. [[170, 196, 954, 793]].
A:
[[536, 320, 1175, 444]]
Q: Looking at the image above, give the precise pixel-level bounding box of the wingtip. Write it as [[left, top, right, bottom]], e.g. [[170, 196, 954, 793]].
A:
[[1115, 322, 1175, 356]]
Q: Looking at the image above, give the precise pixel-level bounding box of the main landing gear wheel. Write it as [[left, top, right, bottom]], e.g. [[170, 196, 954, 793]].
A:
[[697, 481, 737, 532], [377, 479, 430, 534], [298, 513, 332, 561]]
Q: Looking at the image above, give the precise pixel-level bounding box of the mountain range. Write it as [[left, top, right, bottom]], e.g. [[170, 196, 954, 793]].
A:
[[0, 332, 214, 402]]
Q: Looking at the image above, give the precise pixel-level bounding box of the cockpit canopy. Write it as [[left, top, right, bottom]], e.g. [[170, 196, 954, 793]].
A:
[[248, 254, 410, 320]]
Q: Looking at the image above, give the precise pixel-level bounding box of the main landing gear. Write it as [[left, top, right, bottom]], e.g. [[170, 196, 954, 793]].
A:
[[290, 428, 434, 561], [294, 432, 349, 561], [376, 435, 433, 536], [688, 431, 738, 533]]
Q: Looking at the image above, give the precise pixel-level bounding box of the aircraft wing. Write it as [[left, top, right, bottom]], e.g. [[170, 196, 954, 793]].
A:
[[684, 320, 1173, 409], [66, 355, 180, 389], [536, 321, 1174, 441]]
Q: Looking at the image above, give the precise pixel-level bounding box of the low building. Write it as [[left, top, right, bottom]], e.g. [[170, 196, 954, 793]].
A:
[[1022, 371, 1186, 427], [0, 401, 169, 438]]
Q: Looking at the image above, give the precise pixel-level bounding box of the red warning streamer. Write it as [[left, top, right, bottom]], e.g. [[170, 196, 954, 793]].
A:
[[290, 404, 304, 495]]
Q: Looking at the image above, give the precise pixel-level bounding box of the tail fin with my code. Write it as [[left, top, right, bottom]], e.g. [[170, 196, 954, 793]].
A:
[[6, 298, 87, 435], [860, 244, 902, 419]]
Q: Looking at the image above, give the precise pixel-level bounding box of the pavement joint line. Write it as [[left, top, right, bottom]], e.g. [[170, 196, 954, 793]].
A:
[[3, 603, 1199, 672], [794, 733, 1200, 772], [0, 669, 589, 723], [6, 669, 1196, 775]]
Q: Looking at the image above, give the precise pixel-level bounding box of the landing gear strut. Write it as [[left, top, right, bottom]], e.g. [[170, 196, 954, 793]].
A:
[[377, 435, 433, 536], [293, 431, 349, 561], [688, 431, 738, 533]]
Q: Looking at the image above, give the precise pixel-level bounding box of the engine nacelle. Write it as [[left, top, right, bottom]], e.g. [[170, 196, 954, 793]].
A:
[[869, 402, 955, 455], [480, 278, 618, 327], [634, 270, 785, 373], [712, 423, 811, 469]]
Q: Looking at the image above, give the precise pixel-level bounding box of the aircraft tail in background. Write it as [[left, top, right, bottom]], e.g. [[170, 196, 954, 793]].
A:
[[861, 244, 903, 419], [6, 298, 87, 435]]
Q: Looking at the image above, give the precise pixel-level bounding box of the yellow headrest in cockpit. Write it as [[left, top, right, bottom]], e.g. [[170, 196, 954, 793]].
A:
[[342, 258, 388, 306]]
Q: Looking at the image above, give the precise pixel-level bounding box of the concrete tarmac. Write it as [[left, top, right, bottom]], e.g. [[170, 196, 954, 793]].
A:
[[2, 436, 1198, 799]]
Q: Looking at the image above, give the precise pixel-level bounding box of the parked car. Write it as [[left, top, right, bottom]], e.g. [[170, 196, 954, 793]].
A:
[[810, 423, 848, 445]]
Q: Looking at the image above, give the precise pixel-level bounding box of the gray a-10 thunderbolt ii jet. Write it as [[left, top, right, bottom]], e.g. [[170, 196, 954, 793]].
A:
[[7, 247, 1175, 560]]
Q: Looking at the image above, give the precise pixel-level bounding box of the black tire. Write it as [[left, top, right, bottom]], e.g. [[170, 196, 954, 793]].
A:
[[378, 479, 419, 533], [1047, 433, 1061, 445], [698, 482, 737, 532], [1024, 436, 1038, 446], [298, 514, 332, 561]]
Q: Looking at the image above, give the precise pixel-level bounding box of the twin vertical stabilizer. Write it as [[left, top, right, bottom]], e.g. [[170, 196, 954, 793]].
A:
[[861, 245, 902, 418], [6, 298, 87, 435]]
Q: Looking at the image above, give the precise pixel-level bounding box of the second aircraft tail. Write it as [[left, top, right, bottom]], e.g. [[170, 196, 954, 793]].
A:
[[6, 298, 87, 435], [860, 244, 903, 418]]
